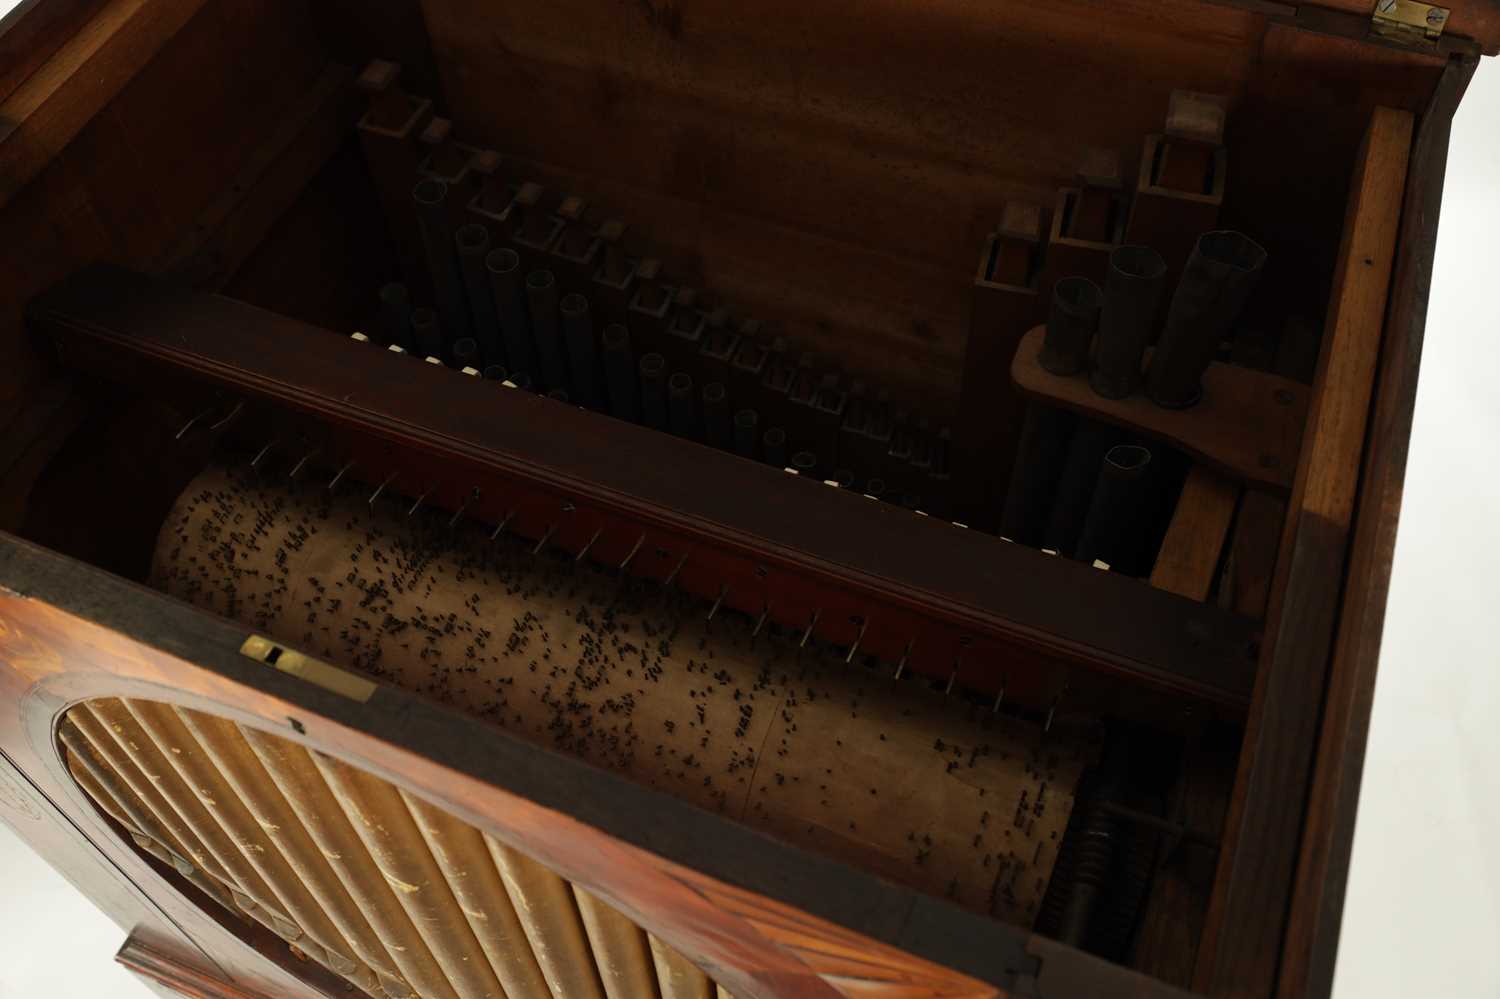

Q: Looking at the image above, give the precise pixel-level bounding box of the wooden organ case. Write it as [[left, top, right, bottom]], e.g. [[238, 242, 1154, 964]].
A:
[[0, 0, 1489, 997]]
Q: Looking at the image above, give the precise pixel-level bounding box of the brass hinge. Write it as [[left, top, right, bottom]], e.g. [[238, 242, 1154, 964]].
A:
[[1371, 0, 1449, 41]]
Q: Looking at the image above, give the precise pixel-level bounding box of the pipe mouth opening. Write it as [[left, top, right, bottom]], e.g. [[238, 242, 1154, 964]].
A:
[[410, 307, 437, 325], [703, 382, 726, 402], [412, 178, 447, 206], [865, 477, 886, 495], [485, 248, 519, 275], [482, 365, 508, 380], [452, 337, 478, 357], [668, 372, 694, 392], [763, 428, 787, 445], [455, 223, 489, 250], [1111, 245, 1167, 280], [639, 353, 665, 376], [1199, 230, 1268, 272], [791, 451, 817, 470], [1105, 444, 1152, 472], [833, 469, 855, 488], [378, 282, 410, 306], [526, 269, 555, 290], [734, 408, 758, 428], [601, 323, 629, 348], [1054, 276, 1103, 311], [560, 293, 589, 315]]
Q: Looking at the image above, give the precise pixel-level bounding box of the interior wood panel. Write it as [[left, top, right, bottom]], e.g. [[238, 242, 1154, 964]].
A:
[[413, 0, 1269, 411], [0, 0, 328, 427], [1195, 104, 1414, 999]]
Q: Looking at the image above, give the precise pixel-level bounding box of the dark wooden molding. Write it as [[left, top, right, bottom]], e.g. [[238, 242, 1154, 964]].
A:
[[27, 265, 1261, 722], [1276, 54, 1479, 999]]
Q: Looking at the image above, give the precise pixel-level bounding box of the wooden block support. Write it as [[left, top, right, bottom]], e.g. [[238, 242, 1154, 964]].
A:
[[1194, 105, 1414, 999], [953, 204, 1044, 530], [1126, 134, 1226, 280], [1151, 467, 1241, 601], [1216, 490, 1287, 619], [1126, 92, 1229, 283], [355, 60, 435, 297], [1011, 326, 1307, 492]]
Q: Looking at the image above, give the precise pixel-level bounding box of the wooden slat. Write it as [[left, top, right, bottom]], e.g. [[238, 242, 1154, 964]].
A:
[[0, 0, 209, 210], [1194, 105, 1414, 998], [1151, 467, 1241, 601], [1276, 57, 1476, 999], [0, 0, 108, 107], [1216, 491, 1287, 619], [117, 933, 278, 999]]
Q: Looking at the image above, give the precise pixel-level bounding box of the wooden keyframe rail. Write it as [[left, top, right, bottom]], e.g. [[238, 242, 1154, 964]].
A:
[[28, 265, 1261, 725]]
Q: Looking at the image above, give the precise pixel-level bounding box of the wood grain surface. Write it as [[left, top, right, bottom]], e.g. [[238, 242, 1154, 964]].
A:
[[1150, 467, 1240, 602], [1011, 326, 1308, 492], [1194, 105, 1415, 999]]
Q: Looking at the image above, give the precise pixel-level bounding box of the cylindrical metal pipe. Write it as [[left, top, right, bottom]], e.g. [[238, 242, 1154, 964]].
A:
[[236, 726, 461, 999], [639, 353, 667, 430], [397, 789, 552, 999], [1074, 444, 1155, 574], [1090, 245, 1167, 400], [1147, 231, 1267, 408], [454, 222, 501, 364], [525, 269, 568, 391], [485, 836, 608, 999], [732, 408, 758, 459], [790, 450, 817, 476], [411, 179, 472, 342], [602, 323, 639, 422], [864, 476, 890, 502], [1039, 276, 1103, 376], [410, 307, 444, 360], [560, 292, 603, 410], [1043, 418, 1117, 558], [702, 382, 730, 448], [312, 753, 509, 999], [66, 707, 226, 885], [999, 403, 1076, 546], [482, 364, 508, 381], [668, 371, 697, 439], [573, 887, 658, 999], [451, 336, 480, 370], [378, 282, 413, 350], [762, 427, 787, 468], [486, 248, 537, 382], [120, 700, 380, 983], [649, 934, 713, 999]]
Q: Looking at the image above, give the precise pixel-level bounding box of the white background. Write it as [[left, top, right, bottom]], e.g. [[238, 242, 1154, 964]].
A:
[[0, 16, 1497, 999]]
